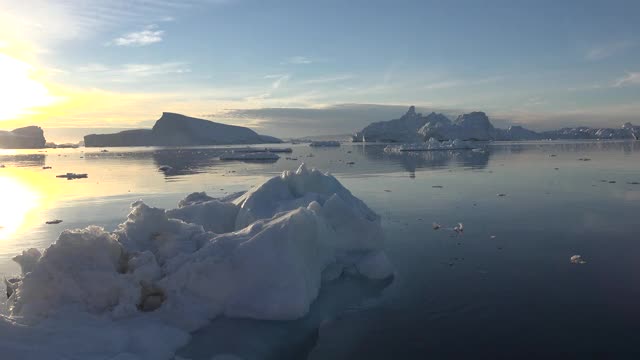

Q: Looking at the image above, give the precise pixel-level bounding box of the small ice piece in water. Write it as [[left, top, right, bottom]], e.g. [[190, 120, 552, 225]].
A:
[[56, 173, 88, 179], [490, 235, 496, 239], [432, 222, 441, 230], [570, 255, 586, 264], [432, 185, 443, 188], [45, 220, 63, 225], [454, 223, 464, 234], [158, 165, 173, 172]]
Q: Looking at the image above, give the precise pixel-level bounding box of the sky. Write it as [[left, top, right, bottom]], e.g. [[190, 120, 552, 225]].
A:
[[0, 0, 639, 141]]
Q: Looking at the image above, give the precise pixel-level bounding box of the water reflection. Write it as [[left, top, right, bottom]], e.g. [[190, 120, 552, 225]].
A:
[[177, 276, 393, 360]]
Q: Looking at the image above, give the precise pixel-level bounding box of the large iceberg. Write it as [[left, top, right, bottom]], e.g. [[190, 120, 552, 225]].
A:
[[84, 112, 281, 147], [0, 164, 392, 360], [0, 126, 46, 149], [354, 106, 640, 142]]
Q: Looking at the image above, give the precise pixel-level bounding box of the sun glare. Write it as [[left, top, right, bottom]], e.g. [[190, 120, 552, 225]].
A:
[[0, 176, 39, 241], [0, 52, 57, 121]]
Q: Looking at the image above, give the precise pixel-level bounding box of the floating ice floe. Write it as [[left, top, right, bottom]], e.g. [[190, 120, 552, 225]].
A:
[[570, 255, 586, 264], [384, 138, 472, 153], [0, 164, 392, 360], [55, 173, 88, 179], [219, 151, 280, 161], [232, 147, 292, 153], [309, 141, 340, 147]]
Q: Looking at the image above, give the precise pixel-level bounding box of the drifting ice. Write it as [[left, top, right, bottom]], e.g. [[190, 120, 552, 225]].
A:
[[0, 164, 393, 360]]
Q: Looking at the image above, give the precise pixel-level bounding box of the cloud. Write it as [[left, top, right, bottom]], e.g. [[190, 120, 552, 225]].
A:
[[569, 71, 640, 91], [585, 41, 634, 61], [424, 76, 504, 90], [302, 74, 355, 84], [216, 104, 462, 137], [284, 56, 313, 64], [110, 25, 164, 46], [264, 74, 290, 89], [614, 72, 640, 87], [77, 62, 191, 82]]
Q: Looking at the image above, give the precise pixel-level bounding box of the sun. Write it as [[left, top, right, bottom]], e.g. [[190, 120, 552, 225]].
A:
[[0, 52, 57, 121]]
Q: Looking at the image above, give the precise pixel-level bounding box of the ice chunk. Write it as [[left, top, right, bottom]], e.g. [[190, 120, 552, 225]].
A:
[[1, 165, 393, 360], [12, 248, 42, 275]]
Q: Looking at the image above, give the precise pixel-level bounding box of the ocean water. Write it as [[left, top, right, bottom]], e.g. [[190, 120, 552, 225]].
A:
[[1, 140, 640, 358]]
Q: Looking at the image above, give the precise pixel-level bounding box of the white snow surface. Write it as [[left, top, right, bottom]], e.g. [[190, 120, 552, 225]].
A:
[[0, 164, 392, 360]]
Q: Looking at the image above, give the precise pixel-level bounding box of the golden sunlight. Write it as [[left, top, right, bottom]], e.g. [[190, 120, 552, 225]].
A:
[[0, 52, 57, 121], [0, 176, 39, 241]]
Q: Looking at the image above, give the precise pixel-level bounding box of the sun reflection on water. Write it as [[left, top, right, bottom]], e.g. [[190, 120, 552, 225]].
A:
[[0, 176, 40, 241]]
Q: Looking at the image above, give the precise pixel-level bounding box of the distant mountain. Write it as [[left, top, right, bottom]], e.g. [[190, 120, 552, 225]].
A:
[[0, 126, 46, 149], [353, 106, 640, 142], [84, 112, 281, 147]]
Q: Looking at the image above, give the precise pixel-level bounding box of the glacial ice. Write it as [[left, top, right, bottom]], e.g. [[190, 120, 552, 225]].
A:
[[0, 164, 393, 360], [384, 138, 471, 152]]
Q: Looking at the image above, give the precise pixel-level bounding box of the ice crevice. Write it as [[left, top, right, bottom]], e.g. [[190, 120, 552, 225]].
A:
[[0, 164, 394, 360]]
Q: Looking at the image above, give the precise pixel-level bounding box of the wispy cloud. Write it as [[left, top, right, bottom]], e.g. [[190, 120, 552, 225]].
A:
[[585, 41, 634, 61], [109, 25, 164, 46], [284, 56, 313, 64], [569, 71, 640, 91], [302, 74, 355, 84], [424, 76, 504, 90], [614, 72, 640, 87], [77, 62, 191, 81], [264, 74, 291, 89]]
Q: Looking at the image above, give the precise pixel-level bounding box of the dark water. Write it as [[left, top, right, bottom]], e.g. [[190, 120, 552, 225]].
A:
[[1, 141, 640, 358]]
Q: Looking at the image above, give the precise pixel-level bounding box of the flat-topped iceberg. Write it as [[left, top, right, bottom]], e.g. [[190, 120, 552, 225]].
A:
[[384, 138, 472, 152], [0, 164, 392, 360]]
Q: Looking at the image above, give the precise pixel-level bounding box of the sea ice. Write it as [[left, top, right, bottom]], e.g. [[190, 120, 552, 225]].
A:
[[384, 138, 471, 152], [0, 164, 392, 360], [309, 141, 340, 147], [219, 152, 280, 161]]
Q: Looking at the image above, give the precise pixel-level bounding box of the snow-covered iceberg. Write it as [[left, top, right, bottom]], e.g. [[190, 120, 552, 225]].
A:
[[354, 106, 640, 142], [0, 164, 393, 360]]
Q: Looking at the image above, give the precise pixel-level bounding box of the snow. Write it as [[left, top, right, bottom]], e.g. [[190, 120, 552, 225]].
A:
[[309, 141, 341, 147], [0, 164, 392, 360], [219, 152, 280, 161], [384, 138, 472, 152]]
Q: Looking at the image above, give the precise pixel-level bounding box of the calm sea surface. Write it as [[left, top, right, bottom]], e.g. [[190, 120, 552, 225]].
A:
[[1, 141, 640, 359]]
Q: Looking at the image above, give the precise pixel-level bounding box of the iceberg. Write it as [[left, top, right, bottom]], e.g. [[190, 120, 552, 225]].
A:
[[84, 113, 282, 147], [0, 164, 392, 360], [384, 138, 472, 152], [354, 106, 640, 142], [0, 126, 46, 149]]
